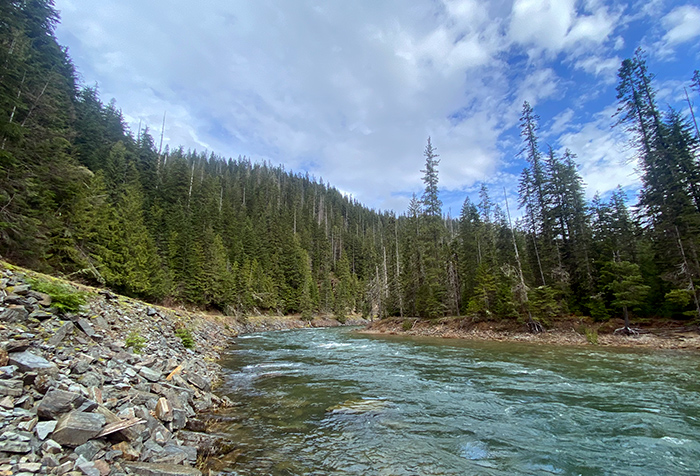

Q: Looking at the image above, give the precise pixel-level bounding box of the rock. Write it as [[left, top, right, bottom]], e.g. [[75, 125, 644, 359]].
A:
[[0, 349, 8, 367], [112, 441, 140, 461], [37, 389, 85, 418], [41, 454, 60, 468], [75, 440, 105, 461], [124, 462, 202, 476], [16, 462, 42, 473], [0, 395, 14, 408], [15, 462, 42, 473], [0, 431, 31, 453], [76, 458, 101, 476], [17, 416, 37, 431], [1, 306, 29, 322], [146, 307, 158, 317], [28, 310, 52, 320], [155, 397, 173, 422], [176, 431, 231, 456], [0, 364, 18, 378], [48, 322, 74, 346], [5, 338, 31, 352], [139, 367, 161, 383], [11, 284, 31, 294], [27, 290, 51, 306], [41, 439, 62, 454], [76, 318, 96, 338], [0, 379, 23, 396], [52, 411, 106, 447], [71, 358, 92, 375], [8, 350, 58, 375], [184, 373, 210, 392], [36, 420, 58, 440], [92, 460, 110, 476]]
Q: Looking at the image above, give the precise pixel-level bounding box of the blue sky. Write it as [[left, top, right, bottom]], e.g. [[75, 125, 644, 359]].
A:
[[53, 0, 700, 216]]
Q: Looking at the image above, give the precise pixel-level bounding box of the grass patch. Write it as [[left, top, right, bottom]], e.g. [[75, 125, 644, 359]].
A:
[[125, 330, 147, 353], [27, 277, 87, 313], [175, 327, 195, 349]]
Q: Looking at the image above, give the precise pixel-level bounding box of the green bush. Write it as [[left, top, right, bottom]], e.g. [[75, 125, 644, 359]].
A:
[[125, 331, 147, 353], [175, 327, 195, 349], [27, 277, 87, 313], [402, 319, 414, 331]]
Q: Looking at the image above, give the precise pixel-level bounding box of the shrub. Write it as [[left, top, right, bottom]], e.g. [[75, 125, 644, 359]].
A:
[[175, 327, 195, 349], [402, 319, 414, 331], [27, 277, 87, 313], [125, 331, 147, 353]]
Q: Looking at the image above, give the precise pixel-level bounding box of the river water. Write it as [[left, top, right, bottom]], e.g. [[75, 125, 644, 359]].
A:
[[215, 327, 700, 475]]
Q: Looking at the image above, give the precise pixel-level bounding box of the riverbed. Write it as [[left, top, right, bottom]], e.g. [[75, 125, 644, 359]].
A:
[[215, 327, 700, 475]]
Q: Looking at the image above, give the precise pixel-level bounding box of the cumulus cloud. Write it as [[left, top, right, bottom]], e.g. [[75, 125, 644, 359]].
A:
[[662, 5, 700, 46], [52, 0, 691, 213]]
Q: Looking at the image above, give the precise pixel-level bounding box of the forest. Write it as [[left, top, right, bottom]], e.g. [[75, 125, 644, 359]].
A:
[[2, 1, 700, 331]]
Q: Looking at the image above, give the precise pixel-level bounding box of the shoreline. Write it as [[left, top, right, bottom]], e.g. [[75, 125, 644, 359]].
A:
[[0, 262, 363, 475], [358, 317, 700, 351]]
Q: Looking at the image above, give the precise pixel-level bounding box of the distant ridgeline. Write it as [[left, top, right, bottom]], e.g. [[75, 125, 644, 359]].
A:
[[1, 2, 700, 324]]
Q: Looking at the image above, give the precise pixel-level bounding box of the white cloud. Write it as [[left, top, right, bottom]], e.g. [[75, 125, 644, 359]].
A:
[[508, 0, 617, 57], [52, 0, 690, 214], [662, 5, 700, 46], [557, 106, 640, 199]]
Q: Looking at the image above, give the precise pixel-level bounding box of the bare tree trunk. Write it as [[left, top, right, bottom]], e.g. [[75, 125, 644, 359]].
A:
[[675, 226, 700, 319], [505, 189, 542, 333]]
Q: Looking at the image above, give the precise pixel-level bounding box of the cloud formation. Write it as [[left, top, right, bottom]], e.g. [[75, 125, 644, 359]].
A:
[[54, 0, 698, 213]]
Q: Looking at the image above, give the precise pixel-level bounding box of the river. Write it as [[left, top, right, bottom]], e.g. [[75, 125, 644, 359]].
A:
[[215, 327, 700, 475]]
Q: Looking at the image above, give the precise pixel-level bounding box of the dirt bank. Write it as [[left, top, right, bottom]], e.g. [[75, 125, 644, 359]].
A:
[[360, 316, 700, 351]]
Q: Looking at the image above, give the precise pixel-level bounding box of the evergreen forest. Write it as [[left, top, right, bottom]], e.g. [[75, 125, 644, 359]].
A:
[[2, 1, 700, 330]]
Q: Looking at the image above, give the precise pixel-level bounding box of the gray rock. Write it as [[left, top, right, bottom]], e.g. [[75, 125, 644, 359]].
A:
[[48, 322, 74, 346], [1, 306, 29, 323], [41, 438, 63, 454], [36, 420, 58, 440], [76, 458, 101, 476], [40, 454, 60, 468], [11, 284, 31, 294], [184, 373, 210, 392], [15, 462, 42, 473], [139, 367, 161, 383], [8, 351, 58, 375], [75, 439, 105, 461], [124, 462, 202, 476], [0, 431, 31, 453], [0, 379, 23, 396], [6, 339, 31, 352], [76, 318, 95, 337], [3, 294, 25, 305], [27, 290, 51, 306], [0, 365, 19, 379], [52, 411, 106, 447], [79, 372, 103, 388], [176, 431, 231, 457], [28, 310, 52, 320], [37, 389, 85, 418], [146, 307, 158, 317], [171, 409, 187, 430]]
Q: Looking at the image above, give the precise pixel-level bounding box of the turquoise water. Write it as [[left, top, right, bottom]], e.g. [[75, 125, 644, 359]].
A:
[[216, 327, 700, 475]]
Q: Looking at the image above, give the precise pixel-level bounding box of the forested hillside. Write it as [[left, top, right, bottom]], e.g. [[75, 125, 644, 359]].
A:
[[2, 1, 699, 329]]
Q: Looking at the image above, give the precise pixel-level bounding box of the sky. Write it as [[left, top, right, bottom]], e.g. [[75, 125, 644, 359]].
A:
[[53, 0, 700, 216]]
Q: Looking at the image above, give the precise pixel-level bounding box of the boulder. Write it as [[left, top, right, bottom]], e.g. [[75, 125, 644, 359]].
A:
[[37, 389, 85, 418], [52, 411, 106, 447], [8, 350, 58, 375]]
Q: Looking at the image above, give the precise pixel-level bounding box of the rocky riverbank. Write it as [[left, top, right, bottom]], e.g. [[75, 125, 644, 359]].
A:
[[360, 317, 700, 350], [0, 263, 362, 476]]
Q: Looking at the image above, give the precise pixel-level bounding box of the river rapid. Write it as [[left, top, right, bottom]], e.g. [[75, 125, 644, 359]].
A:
[[215, 327, 700, 475]]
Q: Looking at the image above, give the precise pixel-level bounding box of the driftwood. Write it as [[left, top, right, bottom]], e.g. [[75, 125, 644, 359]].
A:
[[95, 417, 146, 438]]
